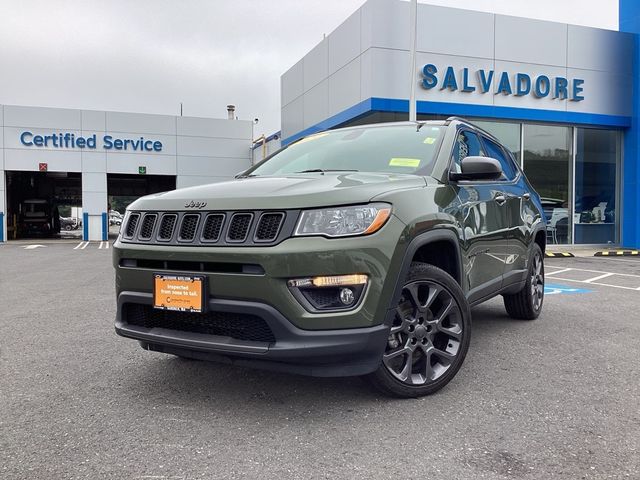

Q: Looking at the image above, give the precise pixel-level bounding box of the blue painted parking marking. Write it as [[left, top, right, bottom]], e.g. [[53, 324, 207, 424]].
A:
[[544, 283, 592, 295]]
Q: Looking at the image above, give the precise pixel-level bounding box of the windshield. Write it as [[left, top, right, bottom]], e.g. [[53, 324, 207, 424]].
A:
[[248, 125, 444, 177]]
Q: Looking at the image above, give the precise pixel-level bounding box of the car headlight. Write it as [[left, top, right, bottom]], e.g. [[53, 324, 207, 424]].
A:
[[294, 203, 392, 238]]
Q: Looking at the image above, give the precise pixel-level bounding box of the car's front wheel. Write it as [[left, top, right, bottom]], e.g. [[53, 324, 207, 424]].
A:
[[502, 243, 544, 320], [366, 262, 471, 398]]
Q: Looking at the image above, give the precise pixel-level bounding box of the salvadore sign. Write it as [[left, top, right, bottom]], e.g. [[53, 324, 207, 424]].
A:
[[20, 131, 163, 152], [421, 64, 585, 101]]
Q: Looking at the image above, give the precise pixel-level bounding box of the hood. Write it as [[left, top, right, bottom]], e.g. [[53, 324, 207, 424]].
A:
[[129, 173, 427, 211]]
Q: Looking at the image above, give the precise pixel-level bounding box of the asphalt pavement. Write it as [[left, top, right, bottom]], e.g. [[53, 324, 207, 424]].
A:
[[1, 241, 639, 479]]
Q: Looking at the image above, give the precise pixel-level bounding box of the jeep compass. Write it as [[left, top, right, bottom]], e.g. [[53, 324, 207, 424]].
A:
[[114, 118, 546, 397]]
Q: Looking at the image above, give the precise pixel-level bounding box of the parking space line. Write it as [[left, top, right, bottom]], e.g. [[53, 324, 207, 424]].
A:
[[550, 277, 640, 291], [73, 241, 89, 250], [546, 266, 640, 279], [546, 268, 572, 276], [584, 273, 616, 283]]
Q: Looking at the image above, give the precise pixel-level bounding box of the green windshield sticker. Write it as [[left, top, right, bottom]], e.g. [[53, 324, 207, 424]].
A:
[[389, 157, 421, 167], [423, 137, 436, 145]]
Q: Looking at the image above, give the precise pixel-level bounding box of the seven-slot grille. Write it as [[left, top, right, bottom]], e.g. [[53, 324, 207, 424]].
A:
[[121, 210, 290, 246]]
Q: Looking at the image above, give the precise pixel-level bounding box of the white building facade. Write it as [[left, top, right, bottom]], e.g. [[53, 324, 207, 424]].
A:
[[0, 105, 252, 241]]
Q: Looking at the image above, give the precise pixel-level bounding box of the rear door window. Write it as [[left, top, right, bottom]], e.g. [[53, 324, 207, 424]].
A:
[[482, 137, 518, 181]]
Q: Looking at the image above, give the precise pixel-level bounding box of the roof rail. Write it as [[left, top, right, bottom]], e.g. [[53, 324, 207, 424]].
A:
[[444, 116, 467, 125]]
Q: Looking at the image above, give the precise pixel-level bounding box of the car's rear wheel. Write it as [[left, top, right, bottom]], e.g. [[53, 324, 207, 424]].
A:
[[503, 243, 544, 320], [366, 262, 471, 398]]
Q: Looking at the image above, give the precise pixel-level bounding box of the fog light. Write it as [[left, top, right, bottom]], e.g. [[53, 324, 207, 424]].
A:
[[287, 274, 368, 312], [339, 287, 355, 305], [287, 274, 368, 288]]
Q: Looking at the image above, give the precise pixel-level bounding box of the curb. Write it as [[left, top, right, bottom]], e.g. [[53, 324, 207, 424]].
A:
[[594, 250, 640, 257], [545, 252, 575, 258]]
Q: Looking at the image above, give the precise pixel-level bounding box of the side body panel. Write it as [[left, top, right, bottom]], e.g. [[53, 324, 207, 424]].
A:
[[453, 182, 509, 303]]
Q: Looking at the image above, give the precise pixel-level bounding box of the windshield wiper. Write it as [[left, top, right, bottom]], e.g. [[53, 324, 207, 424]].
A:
[[294, 169, 359, 174]]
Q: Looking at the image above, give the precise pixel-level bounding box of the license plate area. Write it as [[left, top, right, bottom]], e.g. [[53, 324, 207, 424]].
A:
[[153, 273, 206, 312]]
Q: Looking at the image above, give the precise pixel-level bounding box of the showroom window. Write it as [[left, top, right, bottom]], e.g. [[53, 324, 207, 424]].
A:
[[523, 124, 573, 245], [574, 128, 620, 244]]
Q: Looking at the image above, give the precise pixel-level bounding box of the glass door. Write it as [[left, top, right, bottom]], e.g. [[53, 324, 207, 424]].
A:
[[574, 128, 620, 244], [522, 124, 573, 245]]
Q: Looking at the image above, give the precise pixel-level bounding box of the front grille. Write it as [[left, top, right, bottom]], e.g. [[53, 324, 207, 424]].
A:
[[125, 213, 140, 238], [202, 214, 224, 241], [123, 303, 276, 343], [139, 214, 157, 240], [179, 214, 199, 241], [158, 214, 177, 240], [255, 213, 284, 241], [120, 210, 296, 246], [227, 214, 253, 242]]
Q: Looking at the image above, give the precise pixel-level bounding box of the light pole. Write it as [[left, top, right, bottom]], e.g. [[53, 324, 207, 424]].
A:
[[408, 0, 418, 122]]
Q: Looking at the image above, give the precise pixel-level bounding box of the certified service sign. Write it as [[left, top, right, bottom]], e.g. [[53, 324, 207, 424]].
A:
[[20, 132, 163, 152]]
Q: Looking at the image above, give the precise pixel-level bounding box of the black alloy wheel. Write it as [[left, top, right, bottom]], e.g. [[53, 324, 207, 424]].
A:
[[367, 262, 471, 398]]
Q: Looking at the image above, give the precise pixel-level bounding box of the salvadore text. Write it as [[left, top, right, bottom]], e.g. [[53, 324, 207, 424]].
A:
[[421, 64, 585, 101], [20, 132, 163, 152]]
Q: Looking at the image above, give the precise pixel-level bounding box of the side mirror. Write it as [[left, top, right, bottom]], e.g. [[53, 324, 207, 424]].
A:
[[450, 156, 502, 181]]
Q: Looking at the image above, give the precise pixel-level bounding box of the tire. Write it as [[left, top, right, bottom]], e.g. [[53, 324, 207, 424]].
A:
[[503, 243, 544, 320], [366, 262, 472, 398]]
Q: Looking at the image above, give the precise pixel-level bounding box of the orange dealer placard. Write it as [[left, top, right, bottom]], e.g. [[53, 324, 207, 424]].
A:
[[153, 274, 205, 312]]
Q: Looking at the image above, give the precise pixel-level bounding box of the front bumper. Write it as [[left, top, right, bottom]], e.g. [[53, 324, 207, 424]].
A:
[[114, 215, 407, 329], [113, 215, 408, 375], [115, 292, 392, 377]]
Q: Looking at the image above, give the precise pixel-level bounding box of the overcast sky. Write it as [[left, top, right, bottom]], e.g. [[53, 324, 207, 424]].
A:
[[0, 0, 619, 137]]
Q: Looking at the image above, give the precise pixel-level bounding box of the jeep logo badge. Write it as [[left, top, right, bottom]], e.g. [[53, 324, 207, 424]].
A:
[[184, 201, 207, 209]]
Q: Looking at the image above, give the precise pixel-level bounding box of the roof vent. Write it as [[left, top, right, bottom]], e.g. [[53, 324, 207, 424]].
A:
[[227, 104, 236, 120]]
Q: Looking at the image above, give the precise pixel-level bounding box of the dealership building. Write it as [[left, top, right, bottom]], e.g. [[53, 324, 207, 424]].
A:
[[278, 0, 640, 248], [3, 0, 640, 247], [0, 106, 252, 241]]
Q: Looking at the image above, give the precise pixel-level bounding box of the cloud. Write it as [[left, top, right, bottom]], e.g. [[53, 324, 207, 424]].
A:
[[0, 0, 618, 137]]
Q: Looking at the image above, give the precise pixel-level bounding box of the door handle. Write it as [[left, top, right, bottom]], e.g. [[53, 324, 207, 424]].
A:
[[494, 195, 507, 206]]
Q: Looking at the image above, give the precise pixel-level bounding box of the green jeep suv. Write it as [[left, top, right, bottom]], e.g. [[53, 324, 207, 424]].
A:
[[114, 118, 546, 397]]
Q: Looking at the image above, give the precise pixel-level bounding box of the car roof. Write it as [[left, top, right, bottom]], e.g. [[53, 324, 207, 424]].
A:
[[301, 117, 502, 145]]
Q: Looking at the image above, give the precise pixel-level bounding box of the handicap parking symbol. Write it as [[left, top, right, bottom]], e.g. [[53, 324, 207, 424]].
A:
[[544, 283, 591, 295]]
